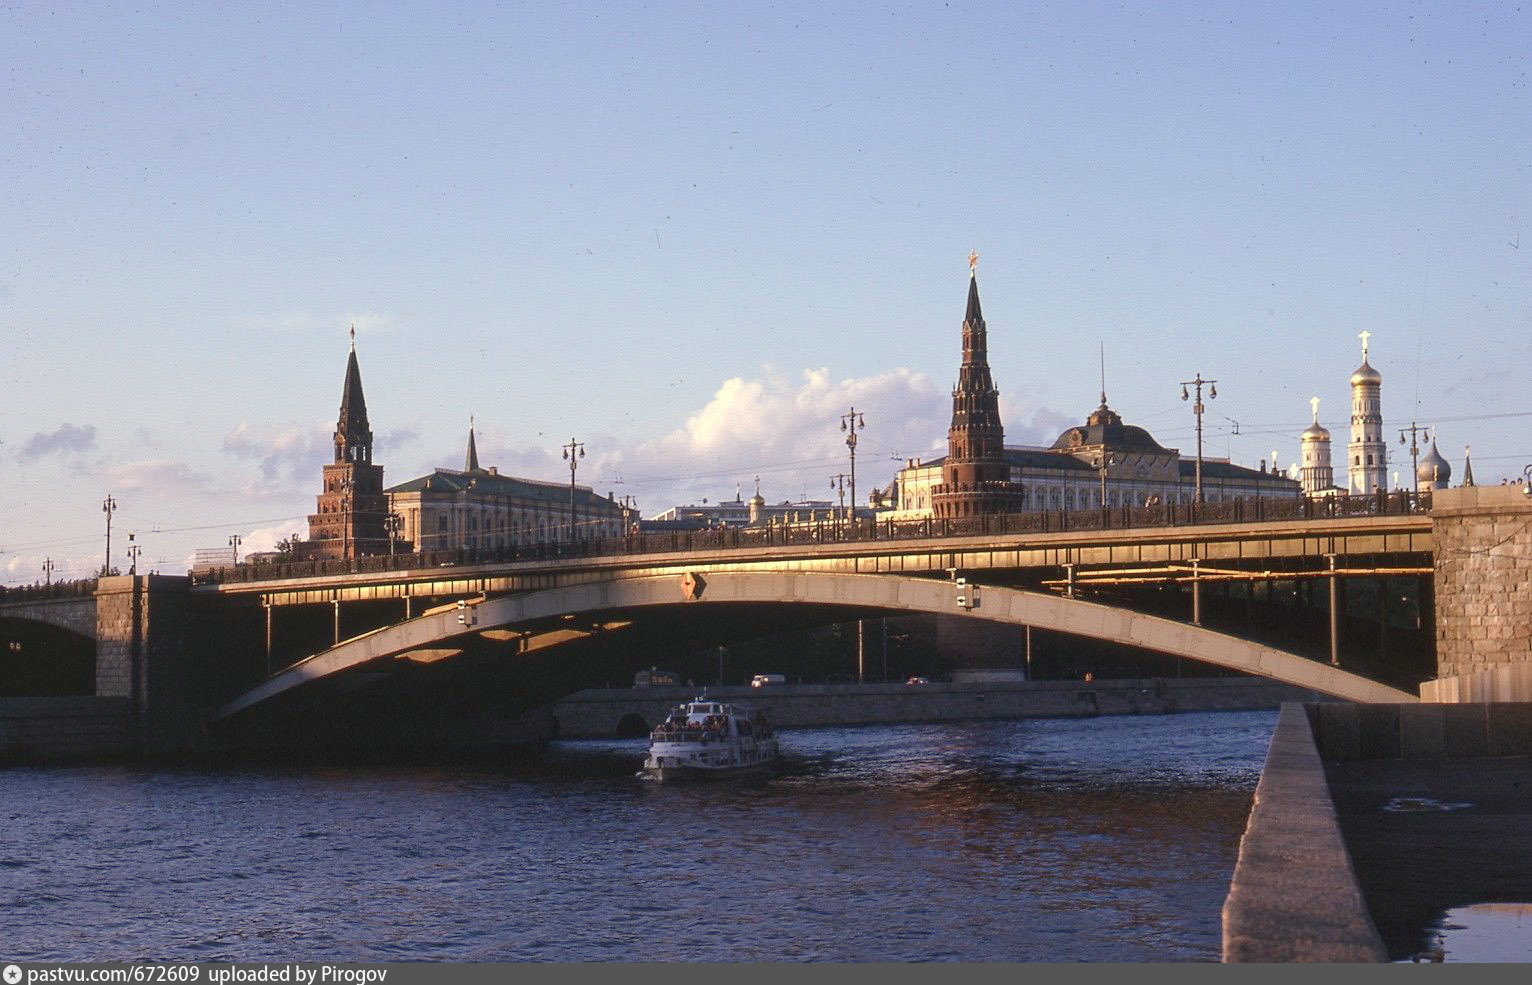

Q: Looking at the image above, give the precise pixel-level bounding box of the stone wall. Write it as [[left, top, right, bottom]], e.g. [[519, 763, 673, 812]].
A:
[[1430, 485, 1532, 688], [539, 676, 1321, 739], [0, 696, 134, 762]]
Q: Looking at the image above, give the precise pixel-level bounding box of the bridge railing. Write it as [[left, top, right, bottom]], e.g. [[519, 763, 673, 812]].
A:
[[187, 490, 1431, 587], [0, 578, 100, 604]]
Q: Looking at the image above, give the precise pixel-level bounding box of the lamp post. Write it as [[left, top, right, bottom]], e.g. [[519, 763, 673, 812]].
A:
[[43, 557, 54, 586], [228, 533, 241, 567], [1399, 423, 1431, 497], [562, 438, 585, 543], [101, 495, 117, 576], [128, 536, 142, 576], [829, 473, 849, 526], [1093, 453, 1120, 511], [1179, 376, 1217, 503], [840, 408, 865, 530], [384, 512, 402, 556], [1522, 464, 1532, 497]]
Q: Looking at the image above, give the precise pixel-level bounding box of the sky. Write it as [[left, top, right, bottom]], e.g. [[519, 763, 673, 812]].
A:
[[2, 1, 1529, 583]]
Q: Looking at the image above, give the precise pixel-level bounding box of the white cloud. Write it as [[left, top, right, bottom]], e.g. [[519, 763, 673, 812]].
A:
[[236, 519, 309, 557], [222, 421, 333, 491], [594, 366, 950, 510]]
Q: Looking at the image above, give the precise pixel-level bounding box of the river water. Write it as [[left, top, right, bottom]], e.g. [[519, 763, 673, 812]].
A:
[[1, 710, 1274, 962]]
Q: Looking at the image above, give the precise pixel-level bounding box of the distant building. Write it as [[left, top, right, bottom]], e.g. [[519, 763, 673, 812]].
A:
[[647, 480, 839, 530], [298, 329, 392, 560], [385, 425, 633, 551]]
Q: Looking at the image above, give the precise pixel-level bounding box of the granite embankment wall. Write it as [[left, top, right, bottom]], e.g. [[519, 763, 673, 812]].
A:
[[1224, 701, 1532, 962], [0, 697, 134, 763], [545, 677, 1320, 738]]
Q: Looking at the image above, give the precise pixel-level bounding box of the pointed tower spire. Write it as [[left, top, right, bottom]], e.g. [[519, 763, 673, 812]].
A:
[[1463, 445, 1475, 487], [465, 416, 480, 472], [335, 327, 372, 464], [1099, 341, 1108, 408]]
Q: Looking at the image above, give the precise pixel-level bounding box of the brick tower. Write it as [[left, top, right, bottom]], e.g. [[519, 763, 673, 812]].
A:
[[305, 327, 391, 559], [931, 255, 1026, 518]]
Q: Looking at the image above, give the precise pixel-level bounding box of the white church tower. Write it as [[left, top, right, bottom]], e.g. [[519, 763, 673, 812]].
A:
[[1300, 396, 1335, 496], [1347, 331, 1386, 494]]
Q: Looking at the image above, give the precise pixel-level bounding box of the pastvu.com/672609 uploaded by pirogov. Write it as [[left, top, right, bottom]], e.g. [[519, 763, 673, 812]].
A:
[[3, 967, 386, 985]]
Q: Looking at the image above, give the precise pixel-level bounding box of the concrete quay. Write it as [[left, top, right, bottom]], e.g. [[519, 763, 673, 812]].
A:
[[1224, 701, 1532, 962], [0, 696, 134, 764], [542, 676, 1318, 739]]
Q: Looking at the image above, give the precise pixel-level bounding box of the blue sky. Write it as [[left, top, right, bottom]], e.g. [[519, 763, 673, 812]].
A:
[[3, 1, 1528, 581]]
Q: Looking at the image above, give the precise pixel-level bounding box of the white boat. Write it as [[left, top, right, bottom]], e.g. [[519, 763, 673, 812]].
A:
[[643, 695, 778, 780]]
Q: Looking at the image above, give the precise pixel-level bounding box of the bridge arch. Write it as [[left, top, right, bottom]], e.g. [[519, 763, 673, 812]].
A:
[[217, 571, 1416, 720]]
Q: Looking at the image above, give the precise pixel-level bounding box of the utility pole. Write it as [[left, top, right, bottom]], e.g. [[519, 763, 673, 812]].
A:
[[101, 495, 117, 576], [1179, 375, 1217, 503], [228, 533, 242, 566], [1399, 423, 1431, 497], [841, 407, 865, 531], [43, 557, 54, 586], [562, 438, 585, 543]]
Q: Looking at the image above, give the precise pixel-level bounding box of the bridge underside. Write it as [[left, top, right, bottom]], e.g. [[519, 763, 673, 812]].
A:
[[212, 571, 1416, 746], [0, 617, 96, 696]]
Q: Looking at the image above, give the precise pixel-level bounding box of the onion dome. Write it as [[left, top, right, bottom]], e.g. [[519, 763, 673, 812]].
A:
[[1301, 419, 1330, 441], [1417, 439, 1451, 487], [1350, 358, 1382, 387]]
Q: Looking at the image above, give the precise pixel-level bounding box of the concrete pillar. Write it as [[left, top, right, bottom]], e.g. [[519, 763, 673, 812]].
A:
[[1326, 554, 1340, 666], [1190, 559, 1202, 627], [332, 600, 341, 645]]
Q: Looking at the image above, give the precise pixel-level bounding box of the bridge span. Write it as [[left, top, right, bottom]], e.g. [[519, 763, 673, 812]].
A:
[[215, 570, 1416, 722]]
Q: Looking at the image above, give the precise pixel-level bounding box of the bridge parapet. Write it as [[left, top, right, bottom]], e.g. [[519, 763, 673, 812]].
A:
[[192, 491, 1431, 592]]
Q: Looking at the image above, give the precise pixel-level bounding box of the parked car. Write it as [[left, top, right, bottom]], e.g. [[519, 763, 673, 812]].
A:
[[751, 673, 786, 687], [905, 676, 931, 686]]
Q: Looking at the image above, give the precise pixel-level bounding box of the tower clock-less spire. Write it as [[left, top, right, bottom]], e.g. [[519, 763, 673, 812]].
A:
[[465, 416, 481, 473], [931, 253, 1025, 518], [335, 323, 374, 465]]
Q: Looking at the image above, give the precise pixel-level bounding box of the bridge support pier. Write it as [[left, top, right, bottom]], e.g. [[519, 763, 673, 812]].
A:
[[333, 601, 341, 646], [94, 575, 202, 755], [1424, 485, 1532, 700]]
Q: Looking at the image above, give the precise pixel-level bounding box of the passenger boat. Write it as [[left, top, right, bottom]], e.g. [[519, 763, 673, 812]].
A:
[[643, 695, 778, 780]]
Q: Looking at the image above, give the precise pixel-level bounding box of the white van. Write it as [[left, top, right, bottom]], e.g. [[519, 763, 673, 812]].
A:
[[750, 673, 786, 687]]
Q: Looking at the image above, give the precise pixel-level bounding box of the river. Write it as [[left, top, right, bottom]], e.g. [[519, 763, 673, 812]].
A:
[[1, 710, 1274, 962]]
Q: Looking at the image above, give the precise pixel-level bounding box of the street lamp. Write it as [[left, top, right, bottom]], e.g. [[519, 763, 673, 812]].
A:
[[101, 495, 117, 576], [1399, 423, 1431, 497], [43, 557, 55, 586], [562, 438, 585, 542], [1179, 376, 1216, 503], [128, 535, 142, 575], [1093, 453, 1120, 511], [1522, 465, 1532, 497], [829, 473, 849, 525], [384, 512, 402, 556], [228, 533, 242, 567], [840, 408, 865, 530]]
